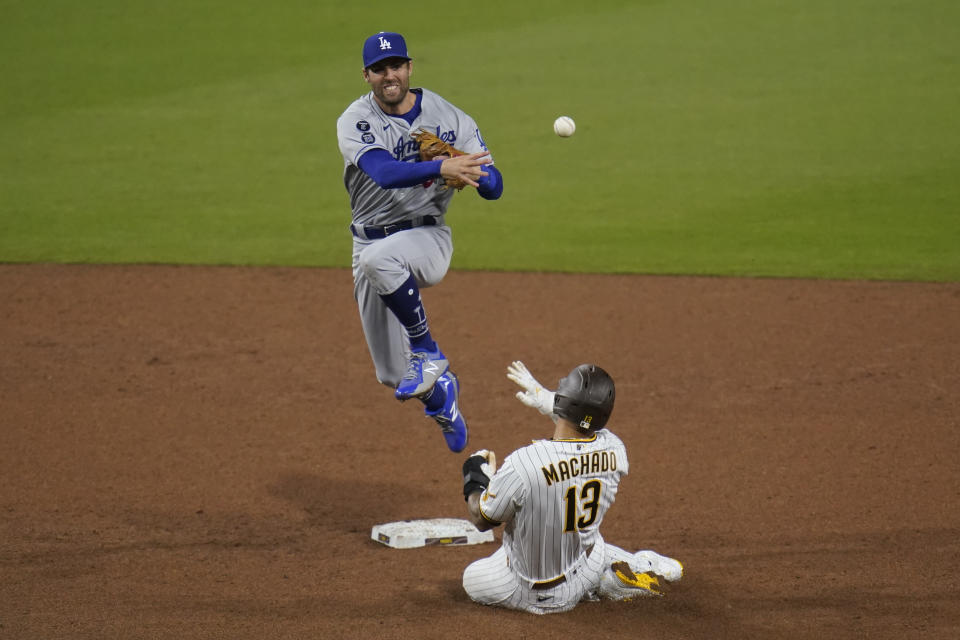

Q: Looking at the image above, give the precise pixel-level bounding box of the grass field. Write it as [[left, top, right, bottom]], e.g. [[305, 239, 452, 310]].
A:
[[2, 0, 958, 280]]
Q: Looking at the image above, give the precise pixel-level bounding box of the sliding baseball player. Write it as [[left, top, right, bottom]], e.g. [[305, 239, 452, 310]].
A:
[[460, 361, 683, 614]]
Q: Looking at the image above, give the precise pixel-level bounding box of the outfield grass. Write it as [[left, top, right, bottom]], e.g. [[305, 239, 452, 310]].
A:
[[2, 0, 958, 280]]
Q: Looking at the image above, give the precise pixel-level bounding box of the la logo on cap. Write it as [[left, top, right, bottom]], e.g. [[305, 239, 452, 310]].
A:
[[363, 32, 409, 68]]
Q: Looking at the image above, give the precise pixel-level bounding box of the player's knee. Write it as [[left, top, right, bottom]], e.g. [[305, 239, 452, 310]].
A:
[[462, 562, 485, 599], [462, 569, 489, 603], [357, 244, 403, 282], [356, 250, 380, 281], [418, 262, 448, 288], [462, 561, 513, 605]]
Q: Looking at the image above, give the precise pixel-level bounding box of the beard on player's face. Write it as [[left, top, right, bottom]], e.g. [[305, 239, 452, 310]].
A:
[[375, 79, 408, 106]]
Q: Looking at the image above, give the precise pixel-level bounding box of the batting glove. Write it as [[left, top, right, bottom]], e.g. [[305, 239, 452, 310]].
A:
[[507, 361, 557, 419]]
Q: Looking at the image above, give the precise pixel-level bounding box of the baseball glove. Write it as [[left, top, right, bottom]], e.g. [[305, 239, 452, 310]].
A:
[[412, 128, 467, 191]]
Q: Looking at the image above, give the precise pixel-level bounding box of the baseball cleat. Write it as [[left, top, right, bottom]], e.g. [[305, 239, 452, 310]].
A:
[[633, 550, 683, 582], [599, 562, 665, 601], [425, 371, 468, 452], [395, 347, 449, 400]]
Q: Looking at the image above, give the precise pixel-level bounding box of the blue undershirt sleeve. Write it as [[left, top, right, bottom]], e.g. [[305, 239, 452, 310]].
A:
[[358, 149, 443, 189], [476, 164, 504, 200]]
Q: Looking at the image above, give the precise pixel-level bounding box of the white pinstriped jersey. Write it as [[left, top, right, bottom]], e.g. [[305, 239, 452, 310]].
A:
[[477, 429, 628, 583], [336, 88, 492, 227]]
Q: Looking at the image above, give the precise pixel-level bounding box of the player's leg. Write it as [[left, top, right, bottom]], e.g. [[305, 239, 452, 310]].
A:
[[352, 244, 409, 388], [462, 547, 523, 609], [352, 268, 466, 451], [378, 273, 438, 352], [354, 229, 466, 451], [399, 227, 467, 451], [356, 227, 452, 399]]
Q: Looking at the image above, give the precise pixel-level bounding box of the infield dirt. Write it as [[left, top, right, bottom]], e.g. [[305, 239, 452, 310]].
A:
[[2, 264, 958, 639]]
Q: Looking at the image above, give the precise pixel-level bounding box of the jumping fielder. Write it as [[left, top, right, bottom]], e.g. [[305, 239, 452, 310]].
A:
[[337, 32, 503, 453], [460, 361, 683, 614]]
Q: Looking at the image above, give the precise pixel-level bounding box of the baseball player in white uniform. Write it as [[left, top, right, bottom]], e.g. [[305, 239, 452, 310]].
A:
[[460, 361, 684, 615], [337, 32, 503, 453]]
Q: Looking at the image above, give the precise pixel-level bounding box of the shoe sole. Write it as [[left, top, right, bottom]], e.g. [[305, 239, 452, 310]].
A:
[[611, 562, 664, 598]]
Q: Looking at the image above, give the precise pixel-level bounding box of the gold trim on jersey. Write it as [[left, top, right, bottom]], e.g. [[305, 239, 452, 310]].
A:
[[478, 494, 502, 526], [527, 434, 599, 446], [550, 433, 599, 443]]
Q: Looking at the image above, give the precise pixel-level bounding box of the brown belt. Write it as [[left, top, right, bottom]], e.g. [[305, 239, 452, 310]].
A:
[[532, 575, 567, 590], [530, 545, 593, 591]]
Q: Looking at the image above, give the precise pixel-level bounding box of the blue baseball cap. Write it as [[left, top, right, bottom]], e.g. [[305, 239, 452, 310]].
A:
[[362, 32, 411, 68]]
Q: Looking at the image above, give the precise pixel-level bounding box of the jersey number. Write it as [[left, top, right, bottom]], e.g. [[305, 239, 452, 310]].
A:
[[563, 480, 602, 532]]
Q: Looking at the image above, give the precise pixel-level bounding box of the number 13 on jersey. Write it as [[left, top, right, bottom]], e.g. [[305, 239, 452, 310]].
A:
[[563, 480, 602, 532]]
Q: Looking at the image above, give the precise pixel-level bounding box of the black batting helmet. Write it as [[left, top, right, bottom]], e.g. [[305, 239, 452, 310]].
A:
[[553, 364, 615, 431]]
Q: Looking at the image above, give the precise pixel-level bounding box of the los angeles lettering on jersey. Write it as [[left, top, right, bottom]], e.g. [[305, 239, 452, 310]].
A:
[[391, 127, 457, 161], [541, 451, 618, 486]]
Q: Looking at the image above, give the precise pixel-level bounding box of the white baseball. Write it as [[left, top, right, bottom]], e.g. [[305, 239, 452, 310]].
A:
[[553, 116, 576, 138]]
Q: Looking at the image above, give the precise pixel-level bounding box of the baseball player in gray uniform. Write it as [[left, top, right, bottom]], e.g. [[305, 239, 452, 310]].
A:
[[336, 32, 503, 453], [460, 361, 683, 615]]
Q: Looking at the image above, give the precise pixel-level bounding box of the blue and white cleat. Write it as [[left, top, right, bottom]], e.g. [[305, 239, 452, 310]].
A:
[[395, 347, 450, 400], [425, 371, 468, 452]]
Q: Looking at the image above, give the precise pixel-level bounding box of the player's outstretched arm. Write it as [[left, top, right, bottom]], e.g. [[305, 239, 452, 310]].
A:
[[440, 151, 491, 189], [507, 361, 558, 420], [357, 149, 444, 189]]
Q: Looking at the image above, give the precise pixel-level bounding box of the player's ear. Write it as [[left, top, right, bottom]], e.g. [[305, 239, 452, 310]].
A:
[[362, 67, 370, 84]]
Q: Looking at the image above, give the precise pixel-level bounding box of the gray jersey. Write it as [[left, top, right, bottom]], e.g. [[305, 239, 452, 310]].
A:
[[336, 88, 492, 227], [478, 429, 629, 584]]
